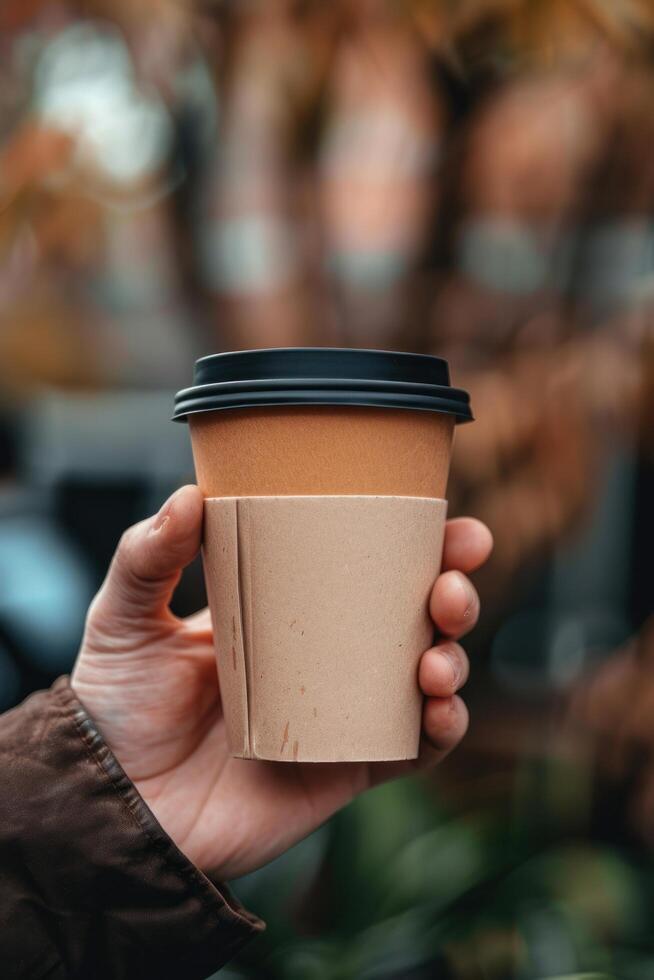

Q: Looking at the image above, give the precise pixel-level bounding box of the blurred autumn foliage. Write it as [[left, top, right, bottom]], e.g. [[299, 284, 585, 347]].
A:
[[1, 1, 653, 977]]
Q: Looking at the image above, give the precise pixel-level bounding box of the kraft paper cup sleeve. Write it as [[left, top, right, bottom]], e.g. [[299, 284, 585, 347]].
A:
[[202, 495, 448, 762]]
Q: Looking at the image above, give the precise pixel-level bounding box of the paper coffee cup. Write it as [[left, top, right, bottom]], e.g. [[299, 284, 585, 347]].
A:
[[174, 348, 473, 762]]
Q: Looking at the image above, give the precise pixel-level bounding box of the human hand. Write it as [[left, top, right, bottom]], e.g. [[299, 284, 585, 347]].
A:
[[72, 486, 492, 880]]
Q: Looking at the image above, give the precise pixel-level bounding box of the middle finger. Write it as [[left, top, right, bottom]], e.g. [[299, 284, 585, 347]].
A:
[[430, 570, 480, 638]]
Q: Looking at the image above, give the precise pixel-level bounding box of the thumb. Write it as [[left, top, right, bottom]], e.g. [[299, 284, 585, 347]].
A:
[[89, 485, 204, 629]]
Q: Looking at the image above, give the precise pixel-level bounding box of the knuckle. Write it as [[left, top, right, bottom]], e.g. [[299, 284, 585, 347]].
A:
[[117, 525, 138, 559]]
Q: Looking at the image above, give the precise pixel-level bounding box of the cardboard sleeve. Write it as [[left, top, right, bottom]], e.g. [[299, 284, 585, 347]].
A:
[[202, 495, 447, 762]]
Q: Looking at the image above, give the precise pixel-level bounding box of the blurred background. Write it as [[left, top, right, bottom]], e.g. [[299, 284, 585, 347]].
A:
[[1, 0, 653, 977]]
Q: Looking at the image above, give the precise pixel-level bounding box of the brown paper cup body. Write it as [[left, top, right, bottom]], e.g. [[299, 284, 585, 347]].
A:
[[203, 495, 447, 762], [190, 406, 453, 498]]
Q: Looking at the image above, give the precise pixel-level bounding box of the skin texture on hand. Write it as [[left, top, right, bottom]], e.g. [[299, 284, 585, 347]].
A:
[[72, 486, 492, 881]]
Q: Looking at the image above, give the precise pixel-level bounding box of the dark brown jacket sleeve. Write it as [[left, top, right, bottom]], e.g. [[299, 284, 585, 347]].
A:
[[0, 677, 264, 980]]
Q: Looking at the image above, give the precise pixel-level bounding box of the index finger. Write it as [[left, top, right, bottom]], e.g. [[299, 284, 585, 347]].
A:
[[441, 518, 493, 574]]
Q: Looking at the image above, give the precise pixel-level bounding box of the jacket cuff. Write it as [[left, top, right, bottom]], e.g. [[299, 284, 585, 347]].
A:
[[0, 676, 263, 980]]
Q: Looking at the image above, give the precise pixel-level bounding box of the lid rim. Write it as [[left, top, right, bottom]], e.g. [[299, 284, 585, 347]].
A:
[[173, 348, 472, 423], [173, 391, 473, 423], [174, 376, 471, 399]]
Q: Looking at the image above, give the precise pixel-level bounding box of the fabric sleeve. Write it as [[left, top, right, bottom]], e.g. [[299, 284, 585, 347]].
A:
[[0, 676, 264, 980]]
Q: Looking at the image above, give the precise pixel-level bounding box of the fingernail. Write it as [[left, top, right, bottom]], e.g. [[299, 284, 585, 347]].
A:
[[151, 488, 183, 533], [441, 646, 461, 688], [151, 514, 170, 534], [457, 574, 476, 619]]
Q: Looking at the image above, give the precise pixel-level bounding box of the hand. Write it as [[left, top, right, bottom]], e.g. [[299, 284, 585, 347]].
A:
[[72, 486, 492, 880]]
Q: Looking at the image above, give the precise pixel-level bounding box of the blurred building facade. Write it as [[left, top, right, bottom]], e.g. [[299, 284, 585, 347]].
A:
[[0, 1, 653, 977]]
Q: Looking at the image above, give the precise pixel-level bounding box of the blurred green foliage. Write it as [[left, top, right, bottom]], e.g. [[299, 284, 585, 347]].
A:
[[226, 753, 654, 980]]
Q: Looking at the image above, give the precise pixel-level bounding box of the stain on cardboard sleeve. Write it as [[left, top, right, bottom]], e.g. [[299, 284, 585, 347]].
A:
[[280, 721, 289, 754]]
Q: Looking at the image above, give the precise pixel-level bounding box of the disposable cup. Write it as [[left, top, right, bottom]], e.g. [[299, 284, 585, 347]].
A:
[[174, 348, 472, 761]]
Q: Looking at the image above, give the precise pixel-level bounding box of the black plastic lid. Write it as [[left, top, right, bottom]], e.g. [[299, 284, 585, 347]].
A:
[[173, 348, 473, 422]]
